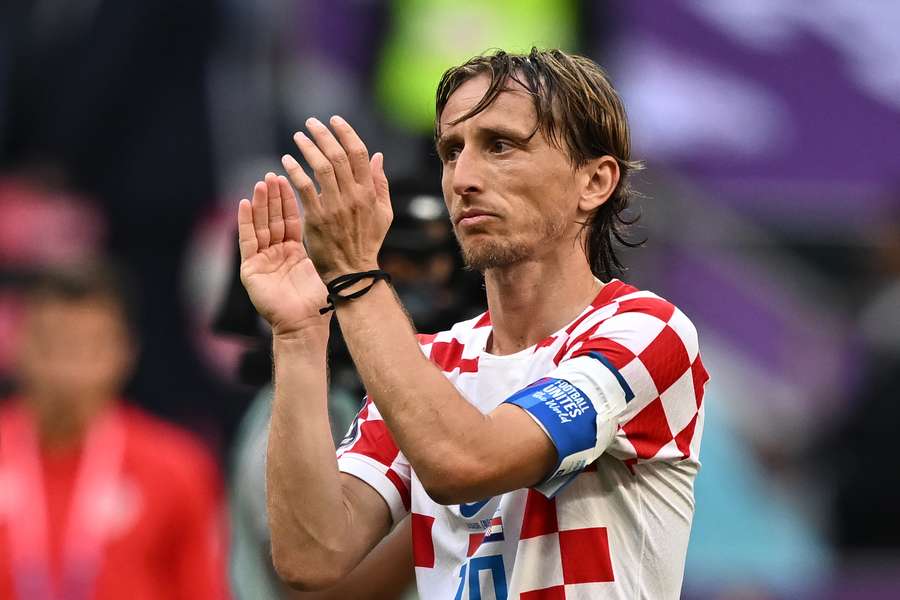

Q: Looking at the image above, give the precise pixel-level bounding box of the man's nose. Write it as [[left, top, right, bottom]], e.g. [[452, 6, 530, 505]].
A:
[[451, 147, 484, 197]]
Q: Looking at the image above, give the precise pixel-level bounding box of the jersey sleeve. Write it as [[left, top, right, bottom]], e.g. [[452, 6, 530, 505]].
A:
[[563, 295, 709, 465], [336, 397, 411, 524], [505, 294, 708, 497]]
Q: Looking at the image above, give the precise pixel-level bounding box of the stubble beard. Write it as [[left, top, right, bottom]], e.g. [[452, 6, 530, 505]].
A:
[[458, 237, 530, 271], [453, 213, 568, 272]]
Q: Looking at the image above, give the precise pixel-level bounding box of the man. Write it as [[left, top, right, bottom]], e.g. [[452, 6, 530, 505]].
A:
[[239, 48, 708, 599], [0, 263, 229, 599]]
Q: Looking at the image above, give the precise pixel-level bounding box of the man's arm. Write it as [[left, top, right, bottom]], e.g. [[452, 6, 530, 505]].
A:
[[266, 334, 392, 588], [334, 283, 556, 504], [237, 174, 393, 589], [282, 117, 558, 505], [284, 516, 414, 600]]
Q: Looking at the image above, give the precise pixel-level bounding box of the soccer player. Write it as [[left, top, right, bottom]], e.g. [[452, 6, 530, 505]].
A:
[[238, 48, 709, 599]]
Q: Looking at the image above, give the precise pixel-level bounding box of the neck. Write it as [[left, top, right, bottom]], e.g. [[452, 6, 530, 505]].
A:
[[40, 413, 90, 450], [483, 244, 603, 355], [25, 396, 109, 450]]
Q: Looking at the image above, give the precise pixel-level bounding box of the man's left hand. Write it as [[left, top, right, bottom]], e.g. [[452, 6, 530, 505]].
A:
[[281, 116, 393, 283]]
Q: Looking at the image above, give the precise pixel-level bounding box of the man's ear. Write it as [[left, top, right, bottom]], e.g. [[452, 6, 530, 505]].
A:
[[578, 156, 620, 213]]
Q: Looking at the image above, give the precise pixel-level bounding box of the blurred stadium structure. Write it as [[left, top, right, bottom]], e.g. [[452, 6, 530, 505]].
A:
[[1, 1, 899, 598]]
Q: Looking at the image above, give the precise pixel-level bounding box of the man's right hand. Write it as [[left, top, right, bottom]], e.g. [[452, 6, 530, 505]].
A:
[[242, 176, 394, 589], [238, 172, 331, 338]]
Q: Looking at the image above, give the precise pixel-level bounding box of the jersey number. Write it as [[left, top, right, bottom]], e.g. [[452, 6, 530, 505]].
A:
[[454, 555, 507, 600]]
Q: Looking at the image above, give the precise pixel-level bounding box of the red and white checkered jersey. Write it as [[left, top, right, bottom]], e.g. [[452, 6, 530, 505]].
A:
[[337, 279, 709, 599]]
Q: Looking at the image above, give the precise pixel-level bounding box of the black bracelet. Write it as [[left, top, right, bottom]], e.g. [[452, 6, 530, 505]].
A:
[[319, 269, 392, 314]]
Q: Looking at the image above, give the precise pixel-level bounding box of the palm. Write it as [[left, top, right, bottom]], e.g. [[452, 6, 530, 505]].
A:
[[241, 240, 327, 330], [238, 174, 330, 335]]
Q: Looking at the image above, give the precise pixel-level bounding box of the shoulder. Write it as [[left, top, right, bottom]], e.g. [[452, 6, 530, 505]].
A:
[[569, 283, 699, 352], [415, 310, 490, 347], [555, 283, 705, 397], [414, 311, 491, 372]]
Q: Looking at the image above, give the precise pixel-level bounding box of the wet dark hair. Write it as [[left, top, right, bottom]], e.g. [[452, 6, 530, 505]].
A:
[[435, 47, 643, 279]]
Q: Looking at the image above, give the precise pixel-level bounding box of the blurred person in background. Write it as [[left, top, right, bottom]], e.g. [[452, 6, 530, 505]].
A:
[[377, 180, 484, 337], [0, 0, 247, 447], [0, 175, 108, 397], [0, 262, 229, 600]]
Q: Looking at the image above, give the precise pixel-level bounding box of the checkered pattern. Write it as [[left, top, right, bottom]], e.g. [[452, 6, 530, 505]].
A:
[[416, 329, 487, 375], [336, 398, 411, 523], [511, 487, 615, 596], [336, 280, 707, 599], [412, 513, 436, 567], [558, 289, 708, 465]]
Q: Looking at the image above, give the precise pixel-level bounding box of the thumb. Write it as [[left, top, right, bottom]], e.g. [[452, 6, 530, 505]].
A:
[[370, 152, 390, 203]]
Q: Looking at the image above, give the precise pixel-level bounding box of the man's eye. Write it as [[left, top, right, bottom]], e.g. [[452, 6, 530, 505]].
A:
[[490, 140, 512, 153], [445, 146, 461, 161]]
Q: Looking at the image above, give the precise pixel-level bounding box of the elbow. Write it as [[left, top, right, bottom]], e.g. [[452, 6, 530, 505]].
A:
[[270, 542, 349, 591], [418, 456, 492, 506], [421, 481, 461, 506]]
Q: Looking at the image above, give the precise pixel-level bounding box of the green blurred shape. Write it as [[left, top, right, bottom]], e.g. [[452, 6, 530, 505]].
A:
[[376, 0, 577, 132]]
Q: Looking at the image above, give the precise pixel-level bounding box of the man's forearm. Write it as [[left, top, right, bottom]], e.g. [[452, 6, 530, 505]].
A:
[[266, 333, 360, 588], [334, 281, 506, 502]]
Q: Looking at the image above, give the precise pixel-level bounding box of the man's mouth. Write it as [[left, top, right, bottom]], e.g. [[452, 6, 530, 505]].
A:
[[455, 209, 497, 227]]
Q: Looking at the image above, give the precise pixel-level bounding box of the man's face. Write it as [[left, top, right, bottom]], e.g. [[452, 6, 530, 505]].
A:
[[17, 297, 134, 421], [437, 74, 585, 271]]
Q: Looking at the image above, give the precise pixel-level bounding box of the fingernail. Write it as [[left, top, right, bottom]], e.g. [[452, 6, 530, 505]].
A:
[[282, 154, 299, 167], [331, 115, 346, 126], [305, 117, 322, 128], [294, 131, 307, 142]]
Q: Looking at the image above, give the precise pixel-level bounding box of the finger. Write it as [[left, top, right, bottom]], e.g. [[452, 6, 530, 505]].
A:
[[251, 181, 270, 249], [371, 152, 392, 212], [303, 117, 356, 193], [293, 130, 342, 203], [330, 115, 372, 186], [265, 172, 285, 244], [277, 175, 303, 243], [237, 199, 258, 261], [282, 154, 322, 217]]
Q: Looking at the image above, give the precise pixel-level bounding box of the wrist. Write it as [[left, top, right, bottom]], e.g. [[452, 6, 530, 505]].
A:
[[321, 262, 380, 285], [332, 278, 394, 318], [272, 326, 330, 351]]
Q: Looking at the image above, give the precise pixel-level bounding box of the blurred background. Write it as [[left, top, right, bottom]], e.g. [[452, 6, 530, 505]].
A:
[[1, 0, 899, 598]]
